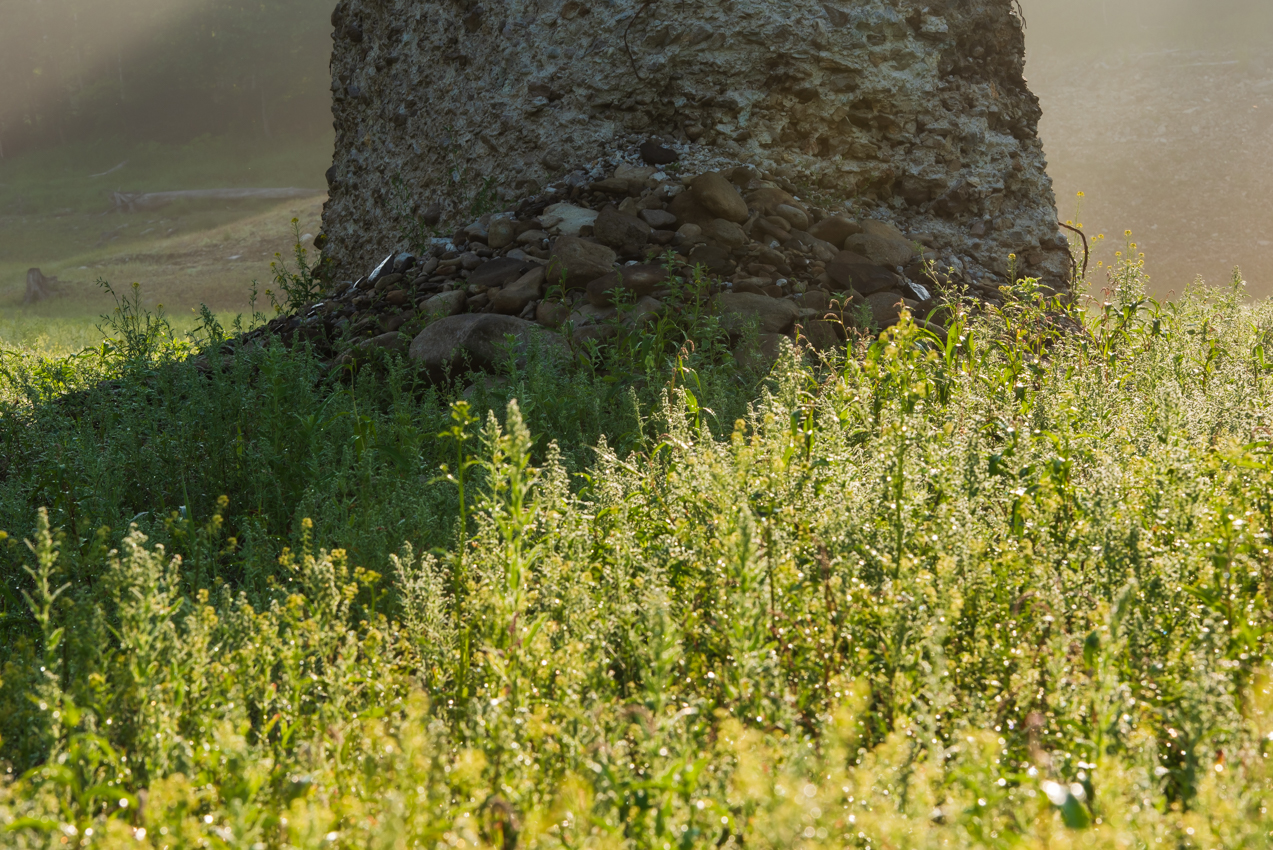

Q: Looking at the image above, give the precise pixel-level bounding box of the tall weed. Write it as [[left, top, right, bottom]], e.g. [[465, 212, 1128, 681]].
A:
[[1, 256, 1273, 847]]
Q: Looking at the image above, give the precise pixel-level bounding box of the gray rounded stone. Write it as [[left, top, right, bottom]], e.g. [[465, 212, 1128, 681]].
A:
[[546, 236, 617, 290], [586, 263, 673, 306], [713, 292, 801, 335], [639, 208, 678, 230], [593, 208, 652, 256], [702, 218, 748, 249], [690, 172, 749, 223], [408, 314, 568, 378], [844, 233, 916, 268]]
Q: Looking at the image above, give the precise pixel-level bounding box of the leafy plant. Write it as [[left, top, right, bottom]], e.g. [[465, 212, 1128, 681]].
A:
[[1, 250, 1273, 847], [265, 218, 328, 314]]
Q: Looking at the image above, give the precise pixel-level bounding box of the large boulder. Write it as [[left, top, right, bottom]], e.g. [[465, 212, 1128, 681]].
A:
[[321, 0, 1071, 292], [586, 263, 672, 307], [844, 231, 916, 269], [489, 266, 546, 315], [408, 314, 568, 379], [826, 252, 899, 295], [542, 203, 598, 237], [690, 173, 749, 223], [713, 292, 801, 335], [545, 237, 617, 290], [593, 208, 652, 256], [469, 257, 536, 290]]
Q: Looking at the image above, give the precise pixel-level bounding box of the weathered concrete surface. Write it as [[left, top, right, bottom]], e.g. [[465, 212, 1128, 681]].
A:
[[322, 0, 1070, 289]]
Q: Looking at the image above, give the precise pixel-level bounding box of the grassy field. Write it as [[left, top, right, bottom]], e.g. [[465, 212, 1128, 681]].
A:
[[0, 134, 332, 337], [1, 246, 1272, 848]]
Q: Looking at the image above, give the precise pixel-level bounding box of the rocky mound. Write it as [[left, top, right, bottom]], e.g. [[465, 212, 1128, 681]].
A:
[[322, 0, 1070, 293], [248, 146, 978, 378]]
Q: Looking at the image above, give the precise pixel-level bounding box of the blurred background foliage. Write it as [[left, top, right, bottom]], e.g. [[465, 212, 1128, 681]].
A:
[[1025, 0, 1273, 52], [0, 0, 334, 159]]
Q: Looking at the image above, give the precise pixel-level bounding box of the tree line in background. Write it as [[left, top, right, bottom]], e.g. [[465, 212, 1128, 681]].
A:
[[0, 0, 336, 158]]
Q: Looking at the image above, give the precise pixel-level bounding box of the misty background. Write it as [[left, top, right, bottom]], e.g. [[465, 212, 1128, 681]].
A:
[[0, 0, 1270, 311]]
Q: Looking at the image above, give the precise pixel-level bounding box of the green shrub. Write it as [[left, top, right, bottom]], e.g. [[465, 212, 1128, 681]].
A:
[[2, 256, 1273, 848]]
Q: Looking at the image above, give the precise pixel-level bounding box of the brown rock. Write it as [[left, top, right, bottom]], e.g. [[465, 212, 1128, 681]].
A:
[[733, 279, 768, 296], [690, 172, 749, 223], [357, 331, 407, 354], [639, 208, 678, 229], [702, 218, 748, 248], [420, 290, 467, 319], [515, 229, 549, 247], [676, 223, 706, 244], [800, 289, 831, 312], [586, 263, 672, 307], [713, 292, 801, 334], [626, 296, 665, 327], [535, 300, 570, 328], [615, 164, 657, 181], [490, 266, 546, 315], [688, 245, 735, 276], [381, 311, 412, 333], [809, 215, 863, 246], [593, 207, 652, 256], [865, 291, 906, 329], [745, 186, 799, 216], [826, 253, 898, 295], [754, 217, 791, 243], [640, 139, 679, 165], [775, 203, 810, 231], [546, 236, 617, 289], [797, 319, 840, 351], [488, 218, 516, 250], [470, 257, 535, 289], [788, 231, 838, 263], [844, 232, 915, 268], [408, 314, 568, 378], [757, 246, 788, 268], [570, 303, 617, 326], [593, 177, 634, 195], [668, 190, 717, 228], [573, 323, 618, 344], [860, 220, 910, 242], [374, 273, 405, 293]]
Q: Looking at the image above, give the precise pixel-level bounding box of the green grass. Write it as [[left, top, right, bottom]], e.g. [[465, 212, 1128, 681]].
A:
[[0, 310, 227, 361], [0, 134, 332, 217], [2, 254, 1273, 849]]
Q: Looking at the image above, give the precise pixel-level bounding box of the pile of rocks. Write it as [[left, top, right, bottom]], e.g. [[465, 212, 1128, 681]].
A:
[[251, 147, 965, 379]]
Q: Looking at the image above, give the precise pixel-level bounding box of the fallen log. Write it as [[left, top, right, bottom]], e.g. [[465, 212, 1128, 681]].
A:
[[109, 188, 320, 212]]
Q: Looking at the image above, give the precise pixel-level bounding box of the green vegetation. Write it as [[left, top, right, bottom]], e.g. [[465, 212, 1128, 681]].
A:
[[0, 133, 331, 320], [3, 252, 1273, 848], [0, 135, 331, 218]]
